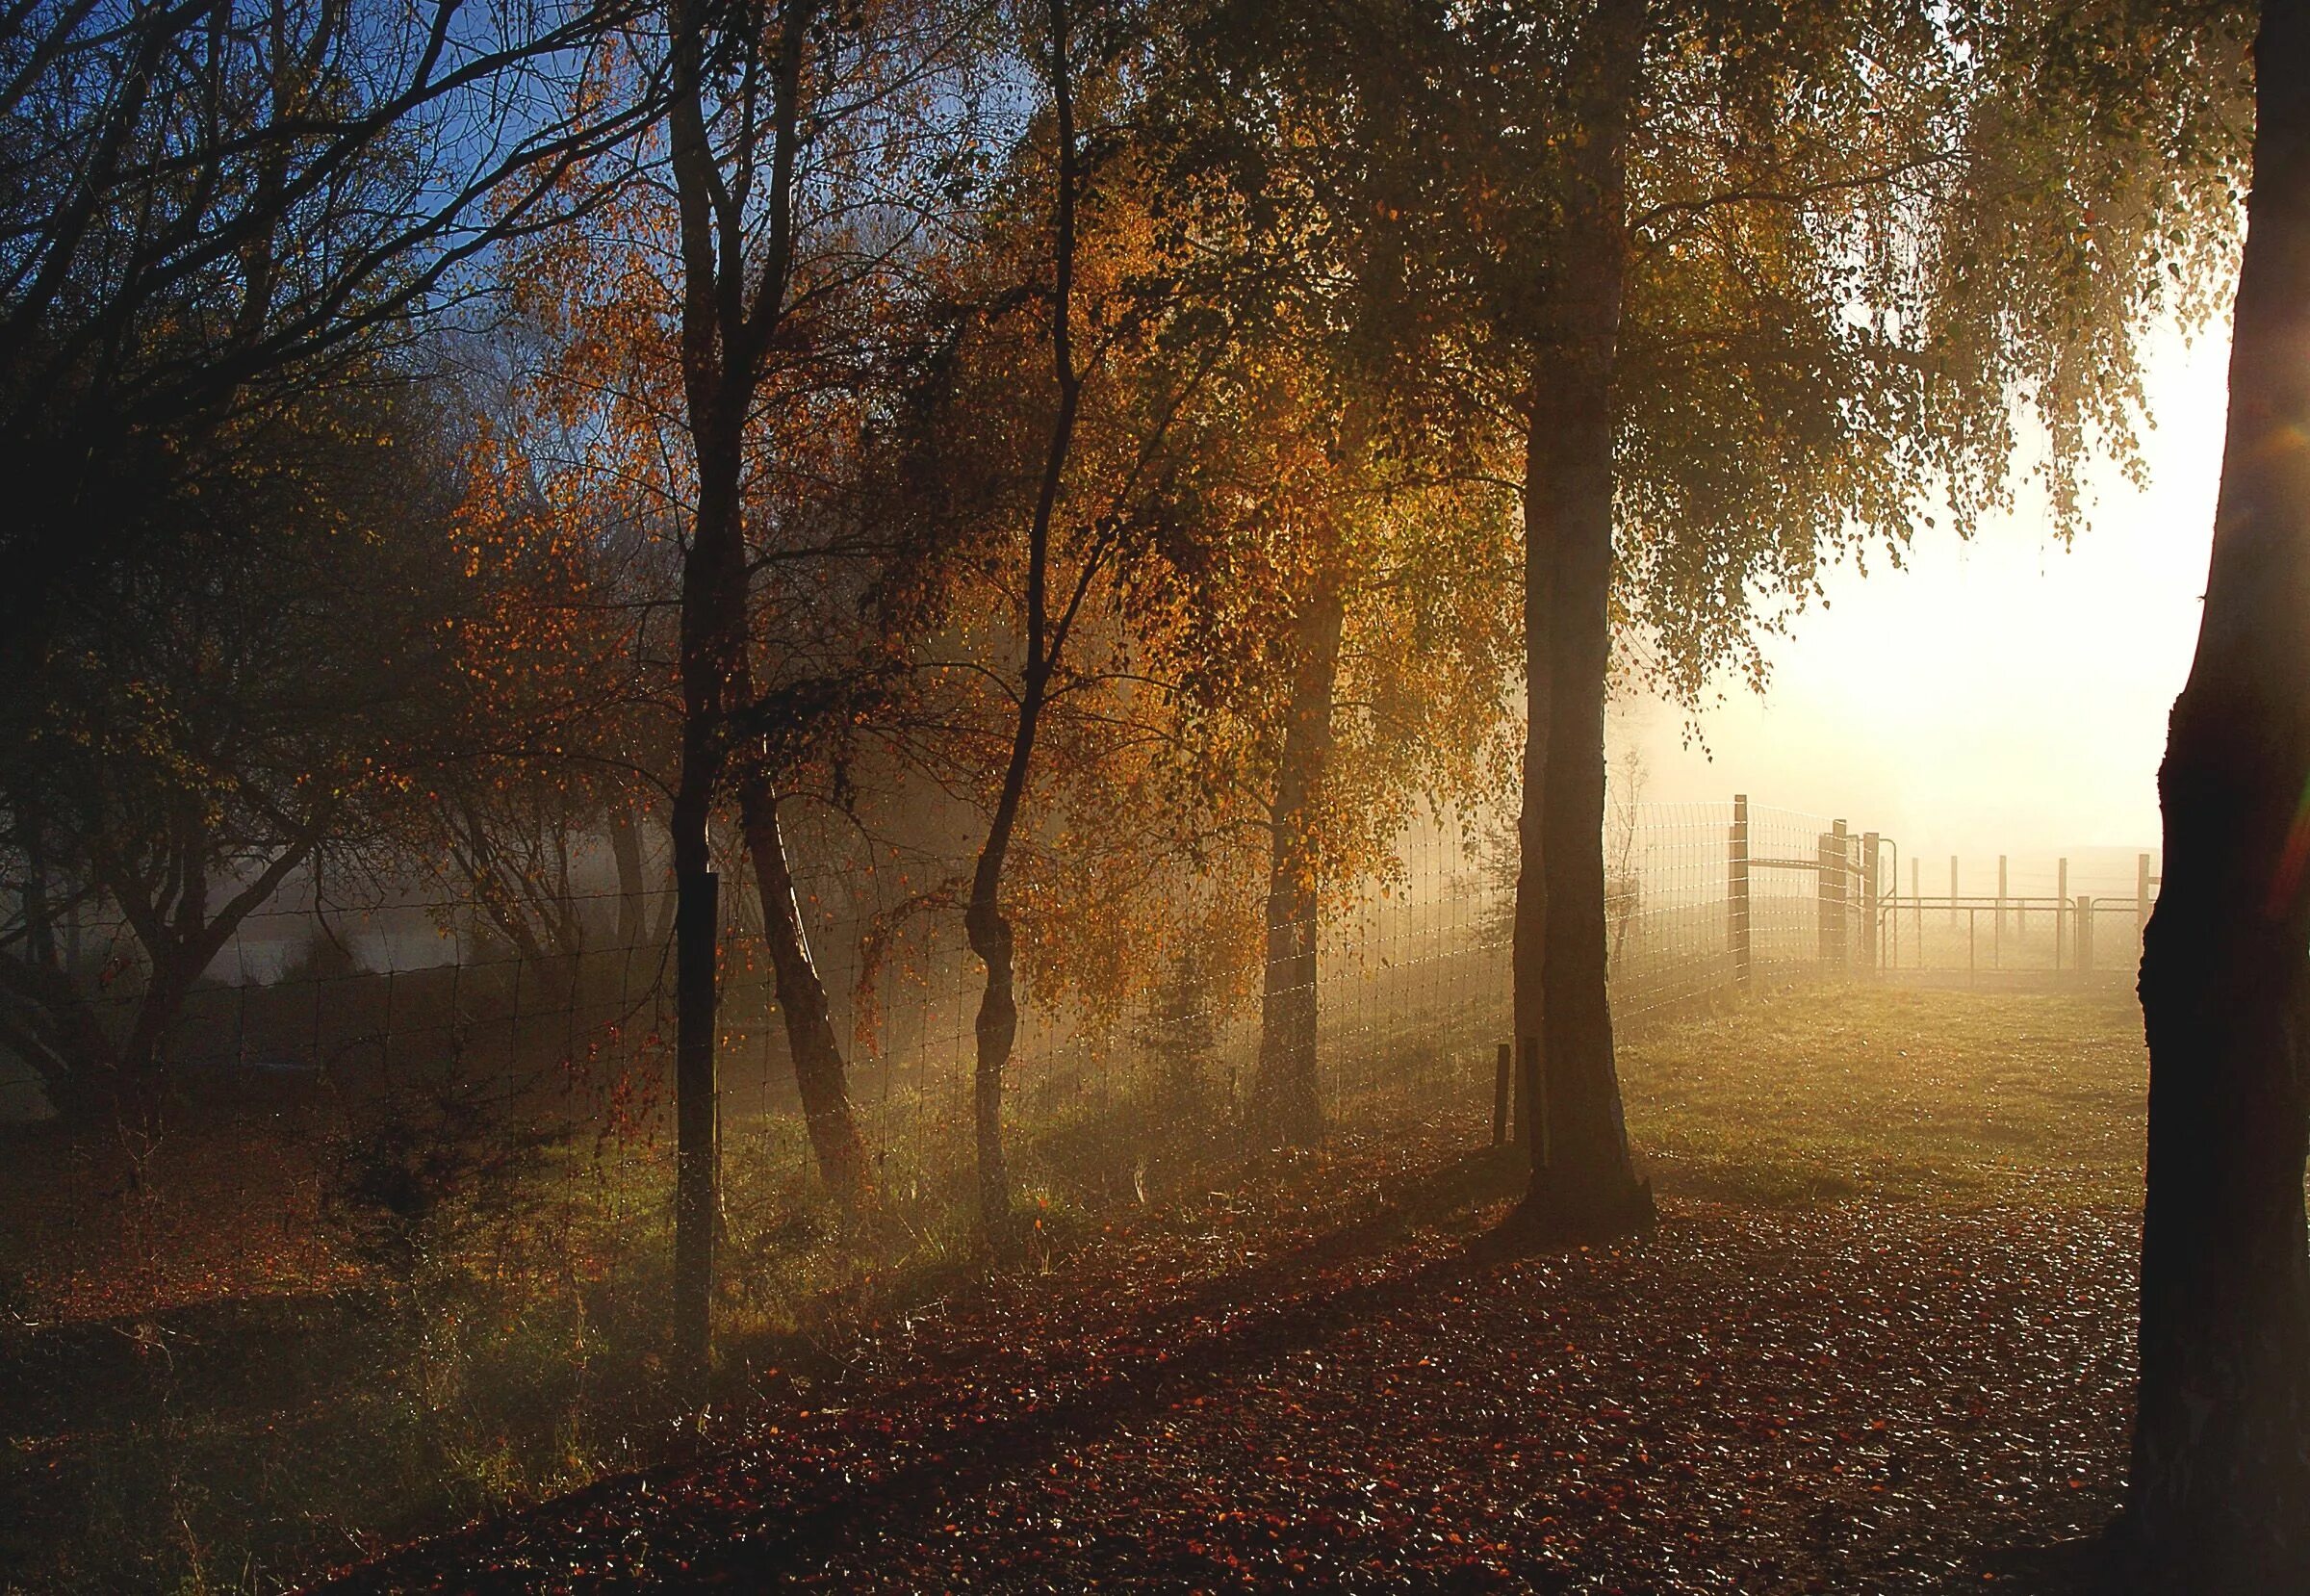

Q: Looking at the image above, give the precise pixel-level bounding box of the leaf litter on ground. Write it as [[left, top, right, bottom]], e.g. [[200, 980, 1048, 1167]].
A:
[[326, 1170, 2136, 1591]]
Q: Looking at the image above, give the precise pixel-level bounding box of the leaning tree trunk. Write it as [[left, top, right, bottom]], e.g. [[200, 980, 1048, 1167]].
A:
[[737, 772, 871, 1209], [1513, 0, 1653, 1239], [1253, 577, 1346, 1146], [2125, 5, 2310, 1585]]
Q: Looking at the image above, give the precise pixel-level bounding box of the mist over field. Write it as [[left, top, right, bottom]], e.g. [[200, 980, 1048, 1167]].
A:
[[1629, 324, 2231, 877]]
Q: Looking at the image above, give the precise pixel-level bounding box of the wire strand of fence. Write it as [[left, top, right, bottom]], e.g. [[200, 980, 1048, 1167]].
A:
[[12, 796, 2160, 1321]]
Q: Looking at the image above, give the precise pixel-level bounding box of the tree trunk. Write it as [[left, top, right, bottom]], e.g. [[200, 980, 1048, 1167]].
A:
[[608, 803, 650, 955], [966, 672, 1045, 1247], [1254, 575, 1346, 1146], [665, 348, 749, 1391], [23, 812, 55, 968], [662, 0, 815, 1379], [669, 835, 718, 1383], [968, 0, 1081, 1251], [667, 549, 736, 1381], [736, 771, 871, 1209], [1513, 0, 1652, 1239], [1511, 372, 1554, 1153], [965, 865, 1020, 1244], [2125, 5, 2310, 1585]]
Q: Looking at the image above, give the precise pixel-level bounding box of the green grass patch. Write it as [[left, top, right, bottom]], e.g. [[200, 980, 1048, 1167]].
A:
[[1620, 983, 2147, 1208]]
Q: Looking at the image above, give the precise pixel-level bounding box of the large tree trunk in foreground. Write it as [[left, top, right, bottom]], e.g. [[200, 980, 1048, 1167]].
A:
[[1254, 577, 1346, 1146], [1512, 0, 1652, 1239], [1512, 373, 1553, 1152], [2125, 6, 2310, 1585], [737, 773, 871, 1210]]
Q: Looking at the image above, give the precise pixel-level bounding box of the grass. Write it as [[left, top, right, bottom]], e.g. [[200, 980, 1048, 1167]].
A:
[[0, 1114, 973, 1595], [1621, 980, 2147, 1208], [1, 980, 2151, 1593]]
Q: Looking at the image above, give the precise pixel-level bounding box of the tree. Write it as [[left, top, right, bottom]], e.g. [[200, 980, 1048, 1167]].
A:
[[1196, 0, 2244, 1235], [0, 0, 653, 655], [1146, 378, 1522, 1148], [956, 0, 1108, 1243], [0, 0, 658, 1118], [646, 0, 990, 1369], [2127, 1, 2310, 1584], [1129, 51, 1530, 1149], [0, 373, 469, 1113], [427, 403, 669, 981]]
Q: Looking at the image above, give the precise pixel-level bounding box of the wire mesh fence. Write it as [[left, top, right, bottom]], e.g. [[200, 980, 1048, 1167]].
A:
[[3, 794, 1922, 1310], [1876, 847, 2160, 985], [0, 791, 1971, 1590]]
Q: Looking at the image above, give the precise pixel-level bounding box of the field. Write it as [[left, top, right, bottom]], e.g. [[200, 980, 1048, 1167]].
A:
[[2, 983, 2150, 1593]]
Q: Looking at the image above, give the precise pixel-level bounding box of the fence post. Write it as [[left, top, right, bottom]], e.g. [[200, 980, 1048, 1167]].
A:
[[2078, 894, 2095, 973], [2056, 858, 2069, 973], [2138, 852, 2153, 944], [1521, 1034, 1547, 1168], [1861, 831, 1880, 973], [1819, 822, 1849, 969], [1730, 794, 1753, 993], [1493, 1042, 1511, 1146]]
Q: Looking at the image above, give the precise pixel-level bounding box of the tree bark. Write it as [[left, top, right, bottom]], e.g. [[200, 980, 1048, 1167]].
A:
[[736, 771, 871, 1209], [1513, 0, 1653, 1238], [1254, 575, 1346, 1146], [1512, 371, 1554, 1152], [665, 422, 742, 1379], [2125, 5, 2310, 1585], [608, 803, 650, 955]]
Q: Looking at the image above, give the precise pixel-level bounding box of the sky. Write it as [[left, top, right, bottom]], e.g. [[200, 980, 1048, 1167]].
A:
[[1618, 321, 2232, 893]]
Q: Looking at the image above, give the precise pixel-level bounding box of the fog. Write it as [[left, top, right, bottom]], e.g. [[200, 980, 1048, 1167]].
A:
[[1626, 320, 2229, 892]]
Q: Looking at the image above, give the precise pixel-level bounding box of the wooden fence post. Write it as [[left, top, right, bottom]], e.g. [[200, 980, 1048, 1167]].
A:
[[2056, 858, 2069, 972], [1493, 1042, 1511, 1146], [1820, 821, 1850, 969], [1730, 793, 1753, 993], [1861, 831, 1880, 972]]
